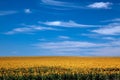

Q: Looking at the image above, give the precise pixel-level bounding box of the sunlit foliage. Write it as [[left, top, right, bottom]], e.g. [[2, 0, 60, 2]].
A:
[[0, 57, 120, 80]]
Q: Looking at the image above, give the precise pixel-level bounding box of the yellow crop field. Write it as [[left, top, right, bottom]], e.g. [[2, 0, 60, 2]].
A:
[[0, 56, 120, 80]]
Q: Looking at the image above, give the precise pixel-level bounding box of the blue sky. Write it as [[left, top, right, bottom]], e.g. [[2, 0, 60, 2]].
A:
[[0, 0, 120, 56]]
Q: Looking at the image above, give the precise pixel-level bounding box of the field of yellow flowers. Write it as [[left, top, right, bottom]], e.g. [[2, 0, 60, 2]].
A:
[[0, 56, 120, 80]]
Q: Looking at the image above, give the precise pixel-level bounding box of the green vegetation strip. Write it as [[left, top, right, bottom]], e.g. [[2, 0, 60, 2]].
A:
[[0, 66, 120, 80]]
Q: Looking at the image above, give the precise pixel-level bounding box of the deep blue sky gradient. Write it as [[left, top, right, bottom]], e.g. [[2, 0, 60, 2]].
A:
[[0, 0, 120, 56]]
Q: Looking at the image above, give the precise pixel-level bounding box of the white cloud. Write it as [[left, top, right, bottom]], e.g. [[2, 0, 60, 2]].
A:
[[110, 41, 120, 46], [41, 0, 68, 7], [92, 23, 120, 35], [38, 38, 46, 41], [112, 18, 120, 22], [89, 47, 120, 56], [0, 11, 17, 16], [81, 33, 99, 38], [34, 40, 120, 56], [88, 2, 112, 9], [102, 18, 120, 22], [24, 9, 31, 14], [39, 20, 97, 28], [35, 41, 106, 50], [41, 0, 113, 10], [58, 36, 70, 39], [41, 0, 82, 9], [4, 24, 57, 35], [81, 33, 117, 41], [102, 37, 115, 40], [46, 21, 61, 26]]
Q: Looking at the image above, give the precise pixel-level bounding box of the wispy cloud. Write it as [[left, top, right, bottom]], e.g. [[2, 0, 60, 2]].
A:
[[38, 38, 47, 41], [39, 20, 97, 28], [34, 40, 120, 56], [0, 10, 17, 16], [92, 23, 120, 35], [81, 33, 117, 41], [41, 0, 82, 9], [87, 2, 112, 9], [41, 0, 69, 7], [88, 47, 120, 56], [37, 41, 106, 49], [34, 41, 103, 54], [4, 24, 57, 35], [102, 18, 120, 22], [101, 37, 116, 40], [24, 9, 31, 14], [41, 0, 114, 10], [58, 36, 70, 39]]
